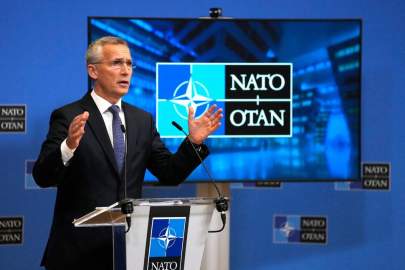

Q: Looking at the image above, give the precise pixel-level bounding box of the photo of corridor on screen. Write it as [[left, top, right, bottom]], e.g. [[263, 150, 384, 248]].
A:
[[89, 18, 361, 182]]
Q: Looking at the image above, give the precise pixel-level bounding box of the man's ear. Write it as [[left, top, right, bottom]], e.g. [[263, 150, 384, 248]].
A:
[[87, 64, 98, 80]]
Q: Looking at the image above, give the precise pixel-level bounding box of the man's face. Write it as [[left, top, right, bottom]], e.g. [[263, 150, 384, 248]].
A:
[[88, 44, 133, 102]]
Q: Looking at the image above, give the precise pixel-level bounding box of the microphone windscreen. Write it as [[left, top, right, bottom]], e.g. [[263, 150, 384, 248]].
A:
[[171, 121, 183, 131]]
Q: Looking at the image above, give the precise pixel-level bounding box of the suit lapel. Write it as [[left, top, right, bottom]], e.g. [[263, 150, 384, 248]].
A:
[[122, 102, 138, 159], [79, 94, 120, 176]]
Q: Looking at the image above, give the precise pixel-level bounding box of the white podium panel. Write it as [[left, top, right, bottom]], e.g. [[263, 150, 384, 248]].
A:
[[74, 198, 217, 270]]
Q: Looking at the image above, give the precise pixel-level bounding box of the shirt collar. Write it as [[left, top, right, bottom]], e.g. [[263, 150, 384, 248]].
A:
[[90, 90, 123, 114]]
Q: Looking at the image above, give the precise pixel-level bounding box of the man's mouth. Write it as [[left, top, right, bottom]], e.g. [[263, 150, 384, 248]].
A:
[[117, 80, 129, 87]]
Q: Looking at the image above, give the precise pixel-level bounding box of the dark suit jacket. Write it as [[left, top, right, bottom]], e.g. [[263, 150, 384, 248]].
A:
[[33, 93, 208, 270]]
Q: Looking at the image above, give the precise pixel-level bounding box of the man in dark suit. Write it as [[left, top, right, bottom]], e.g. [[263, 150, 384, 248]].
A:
[[33, 36, 222, 270]]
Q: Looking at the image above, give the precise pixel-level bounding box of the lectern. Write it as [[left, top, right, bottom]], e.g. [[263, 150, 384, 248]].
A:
[[73, 198, 217, 270]]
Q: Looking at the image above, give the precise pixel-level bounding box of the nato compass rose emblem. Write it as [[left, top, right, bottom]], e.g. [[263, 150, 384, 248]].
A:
[[157, 226, 177, 250], [170, 75, 212, 120], [274, 215, 302, 243], [280, 221, 295, 238]]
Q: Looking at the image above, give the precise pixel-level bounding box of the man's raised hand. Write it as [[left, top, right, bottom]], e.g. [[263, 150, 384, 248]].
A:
[[188, 104, 223, 145], [66, 111, 89, 150]]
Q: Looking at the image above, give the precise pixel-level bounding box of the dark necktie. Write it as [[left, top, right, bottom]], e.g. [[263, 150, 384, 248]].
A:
[[108, 105, 125, 173]]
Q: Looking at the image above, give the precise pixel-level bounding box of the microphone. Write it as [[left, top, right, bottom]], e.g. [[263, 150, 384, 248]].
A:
[[171, 121, 183, 132], [119, 124, 133, 233], [171, 121, 228, 233]]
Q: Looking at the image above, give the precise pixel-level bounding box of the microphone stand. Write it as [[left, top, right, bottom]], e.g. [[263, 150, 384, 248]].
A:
[[171, 121, 228, 233], [119, 124, 133, 233]]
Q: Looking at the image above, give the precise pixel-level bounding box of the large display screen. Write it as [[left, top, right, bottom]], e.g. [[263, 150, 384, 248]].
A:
[[88, 17, 361, 182]]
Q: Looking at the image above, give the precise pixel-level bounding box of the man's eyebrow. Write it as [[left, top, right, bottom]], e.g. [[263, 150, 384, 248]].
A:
[[111, 57, 131, 61]]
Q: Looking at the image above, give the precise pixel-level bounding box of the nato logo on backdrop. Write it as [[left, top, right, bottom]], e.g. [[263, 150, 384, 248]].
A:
[[156, 63, 292, 138], [0, 217, 23, 245], [0, 105, 26, 133], [273, 215, 327, 244], [335, 163, 390, 191]]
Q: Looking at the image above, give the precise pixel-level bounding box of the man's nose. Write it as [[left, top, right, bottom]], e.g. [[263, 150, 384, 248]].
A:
[[120, 66, 131, 75]]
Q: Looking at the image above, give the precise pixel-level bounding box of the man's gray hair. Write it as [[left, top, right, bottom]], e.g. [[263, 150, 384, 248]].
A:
[[86, 36, 128, 65]]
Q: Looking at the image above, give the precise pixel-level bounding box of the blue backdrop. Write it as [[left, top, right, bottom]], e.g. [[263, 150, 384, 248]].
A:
[[1, 0, 404, 269]]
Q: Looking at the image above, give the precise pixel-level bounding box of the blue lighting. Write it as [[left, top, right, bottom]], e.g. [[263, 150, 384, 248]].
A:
[[335, 44, 360, 58], [338, 61, 359, 72], [91, 19, 163, 56], [135, 60, 156, 72], [266, 49, 275, 58], [130, 19, 153, 32], [294, 61, 331, 77], [129, 19, 198, 58], [325, 113, 352, 178]]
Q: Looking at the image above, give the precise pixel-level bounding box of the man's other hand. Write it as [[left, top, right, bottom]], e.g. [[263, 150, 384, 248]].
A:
[[66, 111, 89, 149], [188, 105, 223, 145]]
